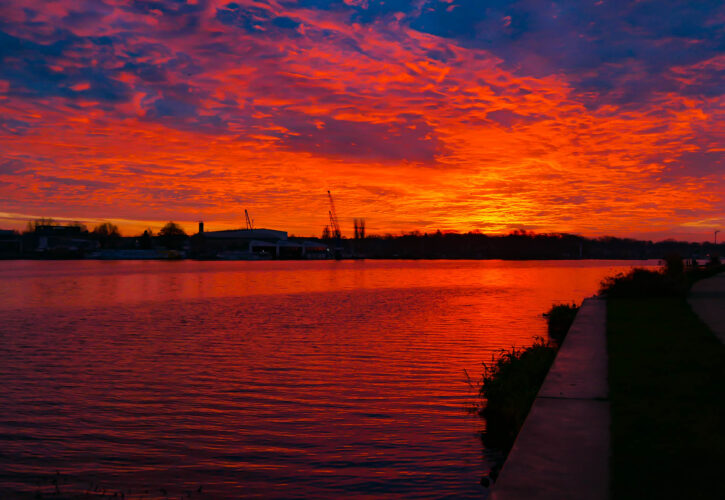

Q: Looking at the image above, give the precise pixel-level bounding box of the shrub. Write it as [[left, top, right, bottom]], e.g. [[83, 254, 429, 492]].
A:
[[477, 338, 557, 452], [544, 303, 579, 344], [663, 253, 684, 278], [599, 268, 687, 298], [709, 253, 722, 267]]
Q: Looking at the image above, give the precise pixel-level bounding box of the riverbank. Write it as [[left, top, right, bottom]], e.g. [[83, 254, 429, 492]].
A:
[[487, 263, 725, 499], [477, 303, 578, 456], [489, 298, 609, 500]]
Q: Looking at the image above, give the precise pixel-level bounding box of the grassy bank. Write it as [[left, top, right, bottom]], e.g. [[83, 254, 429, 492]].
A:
[[478, 338, 557, 453], [477, 303, 579, 455], [544, 302, 579, 344], [608, 297, 725, 499]]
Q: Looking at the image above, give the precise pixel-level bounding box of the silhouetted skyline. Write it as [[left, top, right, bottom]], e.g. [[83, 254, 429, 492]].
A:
[[3, 219, 723, 260]]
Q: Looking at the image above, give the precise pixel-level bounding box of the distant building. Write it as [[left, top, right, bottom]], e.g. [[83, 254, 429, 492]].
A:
[[190, 223, 329, 259], [0, 230, 22, 258], [24, 225, 97, 257]]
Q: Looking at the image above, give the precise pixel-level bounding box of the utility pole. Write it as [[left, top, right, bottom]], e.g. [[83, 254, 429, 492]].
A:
[[716, 230, 720, 245]]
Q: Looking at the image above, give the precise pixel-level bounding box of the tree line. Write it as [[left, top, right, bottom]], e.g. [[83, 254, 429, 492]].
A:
[[25, 219, 188, 249]]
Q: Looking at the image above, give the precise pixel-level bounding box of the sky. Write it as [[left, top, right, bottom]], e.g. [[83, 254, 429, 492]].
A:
[[1, 0, 723, 241]]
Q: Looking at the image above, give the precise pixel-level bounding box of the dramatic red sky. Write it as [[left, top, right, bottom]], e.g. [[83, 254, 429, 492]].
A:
[[1, 0, 723, 240]]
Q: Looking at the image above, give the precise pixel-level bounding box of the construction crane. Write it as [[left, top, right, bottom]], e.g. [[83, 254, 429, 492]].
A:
[[244, 209, 254, 231], [327, 190, 341, 240]]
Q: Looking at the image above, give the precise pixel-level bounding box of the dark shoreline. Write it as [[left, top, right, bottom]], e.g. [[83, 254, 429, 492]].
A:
[[3, 226, 723, 261]]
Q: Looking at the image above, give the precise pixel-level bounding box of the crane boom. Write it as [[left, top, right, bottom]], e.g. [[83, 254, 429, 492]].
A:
[[244, 209, 254, 231]]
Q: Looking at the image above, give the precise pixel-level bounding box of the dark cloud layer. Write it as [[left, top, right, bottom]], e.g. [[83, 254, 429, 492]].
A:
[[0, 28, 132, 102], [217, 3, 300, 33], [410, 0, 725, 104], [274, 112, 444, 163], [280, 0, 725, 106]]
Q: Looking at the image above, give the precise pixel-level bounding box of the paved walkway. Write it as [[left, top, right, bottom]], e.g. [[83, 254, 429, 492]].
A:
[[688, 272, 725, 345], [490, 298, 609, 500], [490, 273, 724, 500]]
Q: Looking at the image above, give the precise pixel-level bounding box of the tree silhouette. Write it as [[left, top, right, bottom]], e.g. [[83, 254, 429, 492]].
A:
[[138, 228, 153, 249], [25, 217, 56, 233], [158, 222, 187, 250], [93, 222, 121, 249]]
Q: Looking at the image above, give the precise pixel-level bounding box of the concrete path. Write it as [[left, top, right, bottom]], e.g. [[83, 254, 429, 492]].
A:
[[688, 271, 725, 345], [490, 298, 609, 500]]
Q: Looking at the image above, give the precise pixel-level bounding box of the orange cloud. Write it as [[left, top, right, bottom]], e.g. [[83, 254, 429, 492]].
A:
[[0, 0, 722, 241]]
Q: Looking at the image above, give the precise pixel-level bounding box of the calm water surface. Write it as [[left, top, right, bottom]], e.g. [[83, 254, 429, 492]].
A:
[[0, 260, 654, 498]]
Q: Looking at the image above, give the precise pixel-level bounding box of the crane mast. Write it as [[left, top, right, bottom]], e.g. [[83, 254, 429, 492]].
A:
[[327, 191, 341, 239]]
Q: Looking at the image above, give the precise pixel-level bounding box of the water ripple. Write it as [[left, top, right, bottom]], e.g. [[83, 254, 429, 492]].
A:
[[0, 260, 651, 498]]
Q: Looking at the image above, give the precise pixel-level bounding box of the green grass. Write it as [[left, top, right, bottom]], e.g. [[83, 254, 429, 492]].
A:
[[608, 297, 725, 500]]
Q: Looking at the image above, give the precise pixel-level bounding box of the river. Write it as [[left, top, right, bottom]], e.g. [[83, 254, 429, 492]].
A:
[[0, 259, 654, 498]]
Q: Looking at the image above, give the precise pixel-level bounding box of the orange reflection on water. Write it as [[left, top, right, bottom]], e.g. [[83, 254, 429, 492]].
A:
[[1, 259, 649, 311], [0, 260, 654, 498]]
